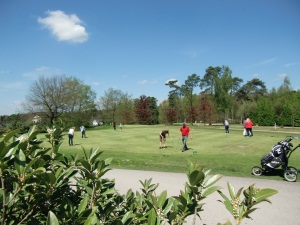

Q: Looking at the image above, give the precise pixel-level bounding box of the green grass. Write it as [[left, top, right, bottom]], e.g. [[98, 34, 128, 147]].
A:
[[53, 124, 300, 181]]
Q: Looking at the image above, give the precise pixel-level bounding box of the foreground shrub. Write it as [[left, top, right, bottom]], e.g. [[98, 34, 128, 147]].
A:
[[0, 124, 277, 225]]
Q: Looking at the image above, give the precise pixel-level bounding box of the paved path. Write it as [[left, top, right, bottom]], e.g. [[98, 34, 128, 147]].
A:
[[105, 169, 300, 225]]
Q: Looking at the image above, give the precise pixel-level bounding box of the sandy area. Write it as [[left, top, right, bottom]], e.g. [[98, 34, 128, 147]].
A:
[[105, 169, 300, 225]]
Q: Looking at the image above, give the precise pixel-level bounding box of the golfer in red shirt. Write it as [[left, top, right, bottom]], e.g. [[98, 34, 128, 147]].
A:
[[179, 122, 192, 152]]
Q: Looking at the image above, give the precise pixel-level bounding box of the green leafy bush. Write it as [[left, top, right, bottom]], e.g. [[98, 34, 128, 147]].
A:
[[0, 124, 277, 225]]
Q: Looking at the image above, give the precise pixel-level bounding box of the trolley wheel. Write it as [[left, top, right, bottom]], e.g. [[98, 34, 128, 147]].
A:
[[287, 166, 298, 175], [252, 166, 263, 176], [284, 170, 297, 182]]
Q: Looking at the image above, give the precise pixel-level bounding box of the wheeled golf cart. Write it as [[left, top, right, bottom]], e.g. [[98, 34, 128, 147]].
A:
[[252, 136, 300, 182]]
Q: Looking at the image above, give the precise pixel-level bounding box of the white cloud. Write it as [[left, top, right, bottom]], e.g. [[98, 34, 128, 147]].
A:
[[38, 10, 88, 43], [257, 58, 276, 65], [137, 80, 148, 85], [248, 58, 276, 68], [91, 82, 103, 86], [283, 63, 297, 67], [252, 73, 260, 78], [22, 67, 61, 78], [183, 51, 198, 58], [35, 66, 49, 72], [277, 73, 288, 79], [0, 82, 24, 92], [0, 70, 12, 76]]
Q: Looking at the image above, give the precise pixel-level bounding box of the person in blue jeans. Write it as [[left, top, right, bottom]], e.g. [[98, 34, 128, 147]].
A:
[[179, 122, 192, 152]]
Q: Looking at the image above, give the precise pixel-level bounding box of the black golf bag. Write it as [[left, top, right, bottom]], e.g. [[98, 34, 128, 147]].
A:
[[261, 141, 291, 170], [252, 136, 299, 181]]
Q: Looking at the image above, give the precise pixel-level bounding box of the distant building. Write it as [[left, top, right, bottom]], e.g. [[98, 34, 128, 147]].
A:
[[92, 120, 99, 126], [32, 115, 41, 123]]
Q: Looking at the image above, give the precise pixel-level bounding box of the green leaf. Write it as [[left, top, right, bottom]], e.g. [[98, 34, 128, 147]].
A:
[[162, 197, 174, 214], [3, 128, 21, 142], [157, 190, 167, 207], [121, 211, 134, 224], [78, 196, 89, 215], [89, 148, 103, 163], [218, 190, 233, 213], [203, 174, 223, 188], [55, 166, 64, 179], [147, 208, 157, 225], [203, 186, 223, 197], [47, 211, 59, 225], [42, 171, 56, 185], [227, 182, 236, 199], [77, 159, 91, 172], [25, 167, 45, 181], [24, 158, 38, 173], [188, 170, 205, 186], [101, 188, 116, 196], [217, 220, 233, 225], [1, 141, 19, 158], [242, 208, 257, 219], [84, 212, 98, 225], [14, 149, 26, 175], [28, 130, 40, 142], [236, 187, 244, 198], [254, 188, 278, 202]]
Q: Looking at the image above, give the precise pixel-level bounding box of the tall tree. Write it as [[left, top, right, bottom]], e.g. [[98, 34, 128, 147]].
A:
[[201, 66, 242, 121], [98, 88, 123, 123], [200, 66, 222, 95], [166, 74, 201, 123], [158, 100, 177, 124], [134, 95, 153, 124], [116, 93, 135, 124], [198, 93, 216, 125], [236, 78, 267, 101], [148, 97, 159, 124], [23, 75, 96, 125]]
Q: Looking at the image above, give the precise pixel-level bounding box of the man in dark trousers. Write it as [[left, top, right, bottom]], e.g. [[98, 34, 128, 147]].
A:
[[179, 122, 192, 152]]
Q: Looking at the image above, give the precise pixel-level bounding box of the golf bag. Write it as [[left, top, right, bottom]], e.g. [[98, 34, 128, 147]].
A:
[[261, 141, 291, 170], [252, 136, 299, 182]]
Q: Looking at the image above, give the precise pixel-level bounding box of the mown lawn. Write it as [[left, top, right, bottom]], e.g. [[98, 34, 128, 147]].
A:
[[49, 124, 300, 181]]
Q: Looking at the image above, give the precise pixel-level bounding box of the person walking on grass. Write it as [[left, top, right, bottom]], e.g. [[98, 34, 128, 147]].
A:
[[80, 125, 86, 138], [224, 119, 229, 133], [179, 122, 192, 152], [244, 117, 253, 137], [159, 128, 172, 149], [68, 127, 75, 146]]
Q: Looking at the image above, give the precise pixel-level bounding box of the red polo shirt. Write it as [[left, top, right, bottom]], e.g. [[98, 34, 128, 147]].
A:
[[180, 126, 190, 136]]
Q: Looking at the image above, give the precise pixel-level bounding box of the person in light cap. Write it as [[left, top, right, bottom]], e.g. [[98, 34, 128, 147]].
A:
[[179, 122, 192, 152]]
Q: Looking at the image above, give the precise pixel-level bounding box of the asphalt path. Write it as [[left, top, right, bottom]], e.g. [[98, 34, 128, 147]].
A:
[[105, 169, 300, 225]]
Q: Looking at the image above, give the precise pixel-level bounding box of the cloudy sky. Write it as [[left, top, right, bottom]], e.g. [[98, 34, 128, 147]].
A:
[[0, 0, 299, 115]]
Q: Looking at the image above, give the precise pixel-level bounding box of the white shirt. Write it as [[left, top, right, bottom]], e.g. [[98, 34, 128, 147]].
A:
[[68, 128, 74, 135]]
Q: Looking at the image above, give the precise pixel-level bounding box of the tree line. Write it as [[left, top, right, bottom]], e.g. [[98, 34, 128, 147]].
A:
[[1, 65, 300, 130]]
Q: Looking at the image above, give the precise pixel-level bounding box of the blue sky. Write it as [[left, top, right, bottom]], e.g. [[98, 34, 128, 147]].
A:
[[1, 0, 299, 116]]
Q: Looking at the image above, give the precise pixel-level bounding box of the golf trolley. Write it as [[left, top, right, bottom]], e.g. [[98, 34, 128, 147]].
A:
[[252, 136, 300, 182]]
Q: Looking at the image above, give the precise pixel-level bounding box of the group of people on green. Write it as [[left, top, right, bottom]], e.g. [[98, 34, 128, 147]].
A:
[[159, 122, 192, 152], [68, 125, 86, 146], [160, 117, 253, 151]]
